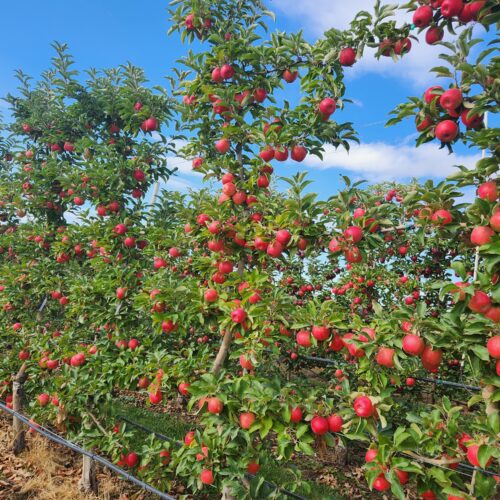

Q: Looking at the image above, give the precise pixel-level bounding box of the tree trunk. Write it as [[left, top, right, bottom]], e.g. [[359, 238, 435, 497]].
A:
[[332, 439, 348, 466], [79, 455, 98, 494], [212, 330, 233, 375], [482, 384, 499, 418], [211, 143, 245, 376], [12, 363, 28, 455]]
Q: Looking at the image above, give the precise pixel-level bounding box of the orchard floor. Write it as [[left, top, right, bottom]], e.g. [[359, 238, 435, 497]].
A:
[[0, 413, 156, 500]]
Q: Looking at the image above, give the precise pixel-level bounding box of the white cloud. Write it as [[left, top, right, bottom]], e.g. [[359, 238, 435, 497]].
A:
[[167, 155, 203, 177], [272, 0, 392, 33], [272, 0, 485, 87], [300, 141, 481, 180]]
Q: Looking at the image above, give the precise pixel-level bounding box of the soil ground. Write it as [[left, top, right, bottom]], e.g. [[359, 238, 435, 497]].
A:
[[0, 413, 153, 500]]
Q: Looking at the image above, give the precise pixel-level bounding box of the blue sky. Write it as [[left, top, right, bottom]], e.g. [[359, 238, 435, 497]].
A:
[[0, 0, 493, 200]]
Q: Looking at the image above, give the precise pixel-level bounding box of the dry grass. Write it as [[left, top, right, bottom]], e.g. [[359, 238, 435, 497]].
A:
[[0, 415, 151, 500], [19, 436, 89, 500]]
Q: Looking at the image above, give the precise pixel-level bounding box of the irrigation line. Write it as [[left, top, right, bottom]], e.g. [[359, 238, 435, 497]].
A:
[[293, 353, 481, 392], [120, 415, 182, 447], [413, 376, 480, 392], [118, 415, 308, 500], [0, 402, 176, 500]]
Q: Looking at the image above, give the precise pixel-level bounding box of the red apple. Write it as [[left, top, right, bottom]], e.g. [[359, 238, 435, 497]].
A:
[[215, 138, 231, 154], [484, 306, 500, 323], [394, 38, 412, 55], [344, 226, 363, 243], [126, 452, 139, 467], [470, 226, 494, 246], [461, 108, 483, 129], [291, 145, 307, 162], [211, 67, 223, 83], [365, 448, 377, 462], [402, 334, 425, 356], [128, 339, 139, 350], [267, 241, 284, 258], [413, 5, 433, 27], [310, 416, 329, 435], [421, 345, 443, 370], [207, 397, 223, 414], [376, 347, 395, 368], [247, 462, 260, 474], [431, 209, 453, 225], [311, 325, 330, 342], [353, 396, 374, 418], [435, 120, 459, 142], [239, 412, 255, 429], [490, 212, 500, 232], [477, 181, 497, 202], [38, 393, 50, 406], [231, 308, 247, 324], [327, 414, 343, 433], [439, 88, 463, 111], [70, 353, 86, 367], [373, 474, 390, 492], [253, 88, 267, 102], [260, 147, 274, 162], [220, 64, 235, 80], [426, 26, 444, 45], [424, 86, 443, 104], [296, 330, 311, 347], [441, 0, 464, 18], [318, 98, 336, 116], [487, 336, 500, 359], [290, 406, 303, 423], [276, 229, 292, 246], [339, 47, 356, 66], [204, 289, 218, 302], [283, 69, 298, 83], [467, 444, 492, 467], [200, 469, 214, 485], [274, 147, 288, 161], [468, 291, 491, 313], [141, 117, 158, 132]]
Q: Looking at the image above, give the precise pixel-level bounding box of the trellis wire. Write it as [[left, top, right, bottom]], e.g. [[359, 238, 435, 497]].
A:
[[0, 402, 176, 500]]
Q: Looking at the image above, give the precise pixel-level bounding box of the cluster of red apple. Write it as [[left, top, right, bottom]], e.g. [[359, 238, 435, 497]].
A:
[[184, 13, 212, 39], [182, 427, 258, 483], [328, 225, 367, 264], [37, 392, 59, 407], [416, 85, 483, 144], [413, 0, 486, 46], [365, 447, 410, 492], [470, 181, 499, 246]]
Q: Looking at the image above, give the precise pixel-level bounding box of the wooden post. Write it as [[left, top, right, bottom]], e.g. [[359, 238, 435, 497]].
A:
[[79, 455, 98, 494], [221, 485, 236, 500], [12, 363, 28, 455], [150, 180, 160, 208]]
